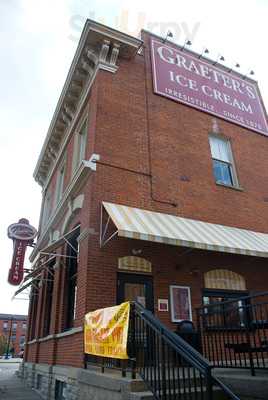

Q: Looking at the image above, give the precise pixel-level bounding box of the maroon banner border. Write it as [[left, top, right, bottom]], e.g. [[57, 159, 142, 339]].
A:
[[151, 38, 268, 136]]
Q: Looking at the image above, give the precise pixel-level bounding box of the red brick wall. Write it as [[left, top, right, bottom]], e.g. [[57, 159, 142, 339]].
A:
[[38, 339, 55, 364], [82, 232, 268, 330], [90, 32, 268, 232], [26, 341, 38, 363], [54, 332, 84, 368], [26, 31, 268, 367]]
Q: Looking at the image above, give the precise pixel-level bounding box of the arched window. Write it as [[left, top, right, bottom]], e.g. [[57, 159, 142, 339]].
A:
[[118, 256, 152, 274], [203, 269, 248, 329], [204, 269, 246, 291]]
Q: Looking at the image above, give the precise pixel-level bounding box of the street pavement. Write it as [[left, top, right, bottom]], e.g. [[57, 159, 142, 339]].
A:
[[0, 361, 41, 399]]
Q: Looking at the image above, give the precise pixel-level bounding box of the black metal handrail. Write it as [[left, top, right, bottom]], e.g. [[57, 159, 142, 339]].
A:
[[197, 291, 268, 311], [132, 302, 210, 372], [197, 291, 268, 376], [212, 377, 240, 400], [131, 301, 240, 400], [84, 301, 240, 399]]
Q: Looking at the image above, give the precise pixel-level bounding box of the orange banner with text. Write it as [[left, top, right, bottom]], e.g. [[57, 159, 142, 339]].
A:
[[84, 302, 130, 359]]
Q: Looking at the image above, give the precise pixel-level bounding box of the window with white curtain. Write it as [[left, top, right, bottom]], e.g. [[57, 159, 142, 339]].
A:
[[209, 135, 238, 187], [42, 191, 51, 229], [55, 157, 66, 206], [72, 118, 87, 173]]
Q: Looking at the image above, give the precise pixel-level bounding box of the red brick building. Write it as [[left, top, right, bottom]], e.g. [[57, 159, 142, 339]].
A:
[[0, 314, 27, 356], [18, 20, 268, 399]]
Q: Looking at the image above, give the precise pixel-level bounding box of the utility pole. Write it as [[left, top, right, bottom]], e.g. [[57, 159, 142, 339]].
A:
[[5, 317, 13, 359]]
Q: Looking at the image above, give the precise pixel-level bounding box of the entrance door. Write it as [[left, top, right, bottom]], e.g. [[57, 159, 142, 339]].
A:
[[117, 273, 154, 312]]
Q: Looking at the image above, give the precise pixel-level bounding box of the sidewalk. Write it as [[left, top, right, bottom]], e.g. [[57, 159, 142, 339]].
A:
[[0, 358, 22, 363], [0, 373, 41, 400]]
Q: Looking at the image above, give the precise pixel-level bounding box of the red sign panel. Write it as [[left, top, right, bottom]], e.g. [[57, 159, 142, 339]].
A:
[[7, 219, 37, 286], [151, 39, 268, 136], [8, 240, 27, 285]]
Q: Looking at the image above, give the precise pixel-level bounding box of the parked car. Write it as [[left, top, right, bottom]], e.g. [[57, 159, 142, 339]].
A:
[[2, 354, 12, 359]]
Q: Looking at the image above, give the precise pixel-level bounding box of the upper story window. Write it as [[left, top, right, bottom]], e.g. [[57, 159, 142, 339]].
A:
[[64, 227, 80, 330], [19, 335, 25, 346], [72, 118, 87, 173], [209, 135, 238, 187], [22, 322, 26, 330], [29, 287, 39, 341], [55, 157, 66, 206], [12, 322, 17, 331], [42, 261, 55, 337], [42, 191, 51, 229]]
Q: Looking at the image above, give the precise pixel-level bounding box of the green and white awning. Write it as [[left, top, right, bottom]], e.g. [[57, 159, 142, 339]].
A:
[[102, 202, 268, 258]]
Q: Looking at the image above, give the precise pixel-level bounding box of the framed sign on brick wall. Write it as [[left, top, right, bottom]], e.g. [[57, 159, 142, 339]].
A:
[[170, 285, 192, 322]]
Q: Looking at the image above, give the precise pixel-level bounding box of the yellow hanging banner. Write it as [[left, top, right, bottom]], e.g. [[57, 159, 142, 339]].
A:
[[84, 302, 130, 359]]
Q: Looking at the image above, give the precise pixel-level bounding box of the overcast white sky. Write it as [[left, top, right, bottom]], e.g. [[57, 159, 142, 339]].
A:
[[0, 0, 267, 316]]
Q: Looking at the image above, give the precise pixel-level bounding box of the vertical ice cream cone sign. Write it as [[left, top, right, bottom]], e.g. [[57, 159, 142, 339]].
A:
[[7, 218, 37, 285]]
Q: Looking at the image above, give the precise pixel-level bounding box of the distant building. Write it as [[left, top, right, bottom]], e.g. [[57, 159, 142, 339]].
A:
[[0, 314, 27, 356]]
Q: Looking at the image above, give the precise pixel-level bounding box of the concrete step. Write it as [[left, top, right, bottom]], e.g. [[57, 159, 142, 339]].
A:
[[130, 391, 154, 400], [139, 367, 206, 387], [214, 368, 268, 400], [129, 386, 230, 400]]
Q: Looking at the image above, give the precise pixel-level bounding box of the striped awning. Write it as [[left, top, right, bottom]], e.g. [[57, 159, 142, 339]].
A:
[[102, 202, 268, 258]]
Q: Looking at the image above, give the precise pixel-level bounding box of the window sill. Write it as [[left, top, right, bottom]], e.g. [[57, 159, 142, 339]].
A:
[[27, 339, 38, 345], [39, 334, 55, 342], [26, 327, 83, 345], [216, 182, 244, 192], [55, 326, 83, 339]]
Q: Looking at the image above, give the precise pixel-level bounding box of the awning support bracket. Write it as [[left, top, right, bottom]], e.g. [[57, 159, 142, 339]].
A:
[[12, 226, 81, 300], [39, 252, 77, 259], [100, 205, 118, 247], [63, 237, 78, 254]]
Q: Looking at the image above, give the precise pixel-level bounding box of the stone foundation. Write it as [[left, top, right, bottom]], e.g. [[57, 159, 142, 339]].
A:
[[20, 362, 79, 400], [20, 363, 147, 400]]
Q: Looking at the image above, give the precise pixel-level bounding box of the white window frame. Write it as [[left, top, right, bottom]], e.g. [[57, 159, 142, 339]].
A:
[[170, 285, 192, 322], [55, 157, 66, 207], [72, 116, 88, 174], [20, 335, 25, 345], [209, 135, 239, 187], [41, 191, 51, 229]]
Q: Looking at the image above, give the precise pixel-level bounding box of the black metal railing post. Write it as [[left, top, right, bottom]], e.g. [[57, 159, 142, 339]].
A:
[[84, 354, 87, 369], [129, 302, 137, 379], [160, 328, 167, 400], [197, 291, 268, 375], [205, 368, 213, 400], [101, 357, 105, 373], [244, 303, 255, 376], [83, 301, 241, 400], [121, 360, 127, 377]]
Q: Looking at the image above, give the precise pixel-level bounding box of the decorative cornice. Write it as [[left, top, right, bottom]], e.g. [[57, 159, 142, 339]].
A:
[[39, 67, 98, 192], [34, 20, 142, 187]]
